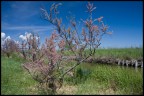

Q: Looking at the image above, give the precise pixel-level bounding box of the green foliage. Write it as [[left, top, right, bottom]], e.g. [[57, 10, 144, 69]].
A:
[[73, 67, 91, 84]]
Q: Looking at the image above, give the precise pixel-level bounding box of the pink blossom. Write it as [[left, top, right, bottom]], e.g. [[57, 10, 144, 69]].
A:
[[85, 37, 89, 43], [84, 19, 93, 28], [57, 18, 62, 26], [102, 26, 108, 32], [67, 27, 71, 34], [84, 20, 89, 27], [51, 47, 56, 52], [82, 28, 86, 36], [86, 2, 96, 13], [58, 39, 65, 48], [92, 25, 99, 33], [51, 31, 58, 39], [71, 21, 76, 27], [75, 39, 79, 45], [97, 16, 103, 22], [93, 25, 98, 30]]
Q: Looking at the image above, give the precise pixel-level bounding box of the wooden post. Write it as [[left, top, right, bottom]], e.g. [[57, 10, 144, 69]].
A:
[[131, 59, 135, 66], [122, 60, 125, 66], [135, 60, 138, 67], [141, 61, 143, 68], [118, 59, 121, 65], [126, 60, 129, 67]]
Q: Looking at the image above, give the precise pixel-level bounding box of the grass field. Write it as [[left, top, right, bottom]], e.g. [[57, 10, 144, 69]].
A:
[[64, 47, 143, 60], [94, 47, 143, 60], [1, 48, 143, 95], [65, 63, 143, 95]]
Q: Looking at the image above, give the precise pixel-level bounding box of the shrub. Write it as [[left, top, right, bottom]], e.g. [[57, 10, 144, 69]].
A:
[[23, 2, 112, 94]]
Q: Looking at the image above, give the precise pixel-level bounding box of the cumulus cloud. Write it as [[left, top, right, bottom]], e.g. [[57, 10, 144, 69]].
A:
[[15, 41, 19, 44], [19, 35, 27, 41], [1, 32, 6, 39], [5, 36, 11, 40], [32, 35, 40, 40], [35, 36, 40, 40], [19, 35, 24, 39], [13, 40, 19, 44], [1, 40, 5, 46], [19, 32, 40, 41], [25, 32, 32, 39]]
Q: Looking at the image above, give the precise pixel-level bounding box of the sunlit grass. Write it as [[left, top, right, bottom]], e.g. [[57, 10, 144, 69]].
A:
[[1, 56, 37, 95], [63, 47, 143, 60], [1, 47, 143, 95], [94, 47, 143, 59], [66, 63, 143, 95]]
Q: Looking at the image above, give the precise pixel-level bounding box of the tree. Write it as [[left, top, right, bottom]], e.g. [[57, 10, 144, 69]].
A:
[[19, 32, 40, 61], [22, 2, 112, 95], [1, 36, 20, 58]]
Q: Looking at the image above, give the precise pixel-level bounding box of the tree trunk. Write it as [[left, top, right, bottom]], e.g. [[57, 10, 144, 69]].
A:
[[33, 54, 36, 61]]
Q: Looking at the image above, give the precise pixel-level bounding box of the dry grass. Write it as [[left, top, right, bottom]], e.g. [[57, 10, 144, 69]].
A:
[[27, 85, 38, 95], [98, 88, 116, 95], [57, 84, 77, 95]]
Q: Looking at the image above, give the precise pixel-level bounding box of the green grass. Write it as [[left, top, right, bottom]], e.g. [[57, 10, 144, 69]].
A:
[[66, 63, 143, 95], [63, 47, 143, 60], [1, 55, 37, 95], [1, 47, 143, 95], [94, 47, 143, 60]]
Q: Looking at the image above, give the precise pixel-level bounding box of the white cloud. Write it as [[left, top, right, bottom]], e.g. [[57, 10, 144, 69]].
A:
[[4, 36, 11, 41], [3, 25, 54, 32], [16, 41, 19, 44], [6, 36, 11, 40], [25, 32, 32, 39], [14, 40, 19, 44], [1, 40, 5, 46], [19, 35, 27, 41], [19, 35, 23, 38], [35, 36, 40, 40], [1, 32, 6, 39]]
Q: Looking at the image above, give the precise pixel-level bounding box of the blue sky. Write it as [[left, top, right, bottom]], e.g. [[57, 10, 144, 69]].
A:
[[1, 1, 143, 48]]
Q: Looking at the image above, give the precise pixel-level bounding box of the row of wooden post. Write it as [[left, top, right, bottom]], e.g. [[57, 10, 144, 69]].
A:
[[62, 56, 143, 68], [117, 59, 143, 68]]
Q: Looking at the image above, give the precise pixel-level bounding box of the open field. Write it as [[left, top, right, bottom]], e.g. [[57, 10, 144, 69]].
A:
[[64, 47, 143, 60], [1, 48, 143, 95]]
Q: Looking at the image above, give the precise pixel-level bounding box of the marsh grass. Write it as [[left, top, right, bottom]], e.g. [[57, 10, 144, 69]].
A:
[[67, 63, 143, 95], [1, 47, 143, 95], [1, 56, 37, 95], [94, 47, 143, 60], [63, 47, 143, 60]]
